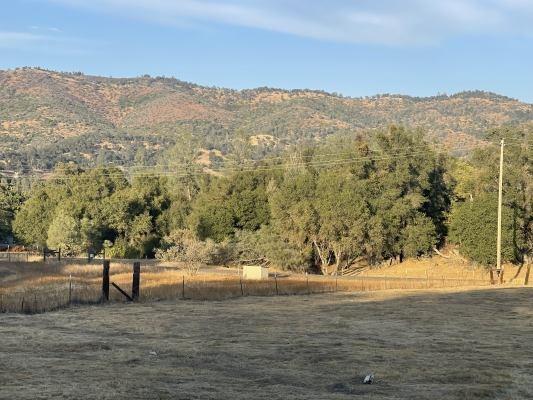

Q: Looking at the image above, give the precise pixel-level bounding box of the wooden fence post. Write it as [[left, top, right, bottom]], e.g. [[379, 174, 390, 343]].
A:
[[240, 276, 244, 296], [132, 262, 141, 301], [525, 264, 531, 286], [182, 276, 185, 300], [274, 273, 279, 295], [306, 273, 310, 295], [68, 274, 72, 305], [102, 260, 110, 302]]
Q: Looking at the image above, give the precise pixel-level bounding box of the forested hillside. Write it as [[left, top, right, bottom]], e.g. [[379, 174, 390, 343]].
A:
[[1, 67, 532, 172]]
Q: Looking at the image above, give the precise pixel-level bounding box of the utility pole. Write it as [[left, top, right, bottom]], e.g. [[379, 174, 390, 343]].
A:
[[497, 139, 504, 284]]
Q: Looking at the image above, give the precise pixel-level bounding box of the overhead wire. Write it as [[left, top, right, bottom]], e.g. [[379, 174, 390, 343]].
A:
[[1, 140, 530, 183]]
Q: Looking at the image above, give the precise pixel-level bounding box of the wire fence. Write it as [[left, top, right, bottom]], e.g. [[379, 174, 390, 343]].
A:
[[0, 271, 492, 315], [0, 252, 31, 262]]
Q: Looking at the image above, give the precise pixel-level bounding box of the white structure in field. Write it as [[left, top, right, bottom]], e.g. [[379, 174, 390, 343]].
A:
[[242, 265, 269, 280]]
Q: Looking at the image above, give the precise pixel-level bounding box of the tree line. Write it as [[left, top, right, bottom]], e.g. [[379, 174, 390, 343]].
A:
[[1, 126, 531, 273]]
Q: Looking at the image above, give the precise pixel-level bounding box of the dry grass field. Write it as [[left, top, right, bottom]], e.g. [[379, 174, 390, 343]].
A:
[[1, 287, 532, 399], [0, 259, 497, 313], [360, 257, 530, 284]]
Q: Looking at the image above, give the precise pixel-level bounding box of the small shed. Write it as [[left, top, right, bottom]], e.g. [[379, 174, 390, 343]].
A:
[[242, 265, 269, 280]]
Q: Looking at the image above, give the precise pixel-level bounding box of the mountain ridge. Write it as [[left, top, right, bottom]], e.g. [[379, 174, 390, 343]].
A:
[[1, 67, 532, 171], [4, 66, 527, 103]]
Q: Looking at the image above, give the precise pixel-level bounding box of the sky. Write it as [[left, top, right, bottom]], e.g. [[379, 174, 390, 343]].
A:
[[1, 0, 533, 102]]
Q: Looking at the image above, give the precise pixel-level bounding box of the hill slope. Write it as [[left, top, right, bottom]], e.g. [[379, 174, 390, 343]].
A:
[[1, 67, 532, 171]]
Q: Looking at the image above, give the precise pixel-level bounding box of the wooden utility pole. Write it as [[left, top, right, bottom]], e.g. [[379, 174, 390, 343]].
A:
[[497, 139, 504, 284]]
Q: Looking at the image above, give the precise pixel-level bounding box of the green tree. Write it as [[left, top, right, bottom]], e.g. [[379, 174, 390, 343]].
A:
[[313, 169, 369, 273], [450, 127, 532, 265], [188, 171, 272, 242], [266, 127, 446, 273], [46, 212, 82, 252], [0, 182, 24, 242], [13, 187, 59, 246], [449, 193, 518, 266]]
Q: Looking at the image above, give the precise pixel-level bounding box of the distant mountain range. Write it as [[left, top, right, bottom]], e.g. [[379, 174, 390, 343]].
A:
[[1, 67, 532, 172]]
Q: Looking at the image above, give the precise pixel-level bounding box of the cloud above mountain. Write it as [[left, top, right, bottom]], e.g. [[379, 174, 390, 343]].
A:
[[48, 0, 533, 45]]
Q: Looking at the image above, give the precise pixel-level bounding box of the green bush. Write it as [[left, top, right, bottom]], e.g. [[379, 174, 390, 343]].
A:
[[449, 194, 521, 266], [106, 238, 140, 259]]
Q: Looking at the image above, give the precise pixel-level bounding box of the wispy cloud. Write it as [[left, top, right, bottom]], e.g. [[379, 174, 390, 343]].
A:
[[0, 31, 51, 48], [30, 25, 63, 33], [0, 29, 93, 55], [48, 0, 533, 45]]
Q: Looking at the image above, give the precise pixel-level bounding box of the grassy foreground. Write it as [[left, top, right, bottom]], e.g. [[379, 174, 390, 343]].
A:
[[1, 287, 532, 399]]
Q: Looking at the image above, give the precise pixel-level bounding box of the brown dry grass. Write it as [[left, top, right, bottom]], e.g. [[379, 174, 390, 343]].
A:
[[360, 257, 529, 284], [1, 287, 532, 399], [0, 259, 500, 314]]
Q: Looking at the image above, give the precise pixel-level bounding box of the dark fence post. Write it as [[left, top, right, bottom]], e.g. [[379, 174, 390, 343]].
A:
[[102, 260, 110, 302], [240, 276, 244, 296], [525, 265, 531, 286], [132, 262, 141, 301], [182, 276, 185, 300], [58, 248, 61, 262], [68, 274, 72, 305], [274, 273, 278, 295]]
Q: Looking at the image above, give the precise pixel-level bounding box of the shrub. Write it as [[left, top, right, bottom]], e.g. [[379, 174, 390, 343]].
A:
[[156, 229, 219, 275], [106, 237, 140, 259]]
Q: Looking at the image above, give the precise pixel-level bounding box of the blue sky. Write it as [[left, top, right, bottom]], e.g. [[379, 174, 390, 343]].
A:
[[1, 0, 533, 102]]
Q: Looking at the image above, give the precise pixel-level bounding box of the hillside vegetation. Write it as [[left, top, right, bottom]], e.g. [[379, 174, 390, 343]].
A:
[[3, 127, 531, 273], [1, 67, 532, 171]]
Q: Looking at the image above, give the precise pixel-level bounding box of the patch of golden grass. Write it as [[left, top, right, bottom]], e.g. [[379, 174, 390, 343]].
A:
[[0, 259, 500, 314], [360, 257, 529, 285]]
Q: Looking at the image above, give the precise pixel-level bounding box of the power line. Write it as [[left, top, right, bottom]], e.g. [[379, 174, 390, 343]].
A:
[[21, 150, 436, 182], [1, 140, 530, 183]]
